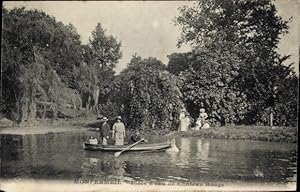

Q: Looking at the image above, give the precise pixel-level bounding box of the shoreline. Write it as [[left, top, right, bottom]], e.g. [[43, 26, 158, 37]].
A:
[[0, 121, 297, 143], [179, 126, 297, 143], [0, 126, 90, 135], [0, 117, 96, 135]]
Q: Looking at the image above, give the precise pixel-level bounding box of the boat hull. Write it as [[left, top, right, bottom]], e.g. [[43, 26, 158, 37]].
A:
[[83, 141, 172, 152]]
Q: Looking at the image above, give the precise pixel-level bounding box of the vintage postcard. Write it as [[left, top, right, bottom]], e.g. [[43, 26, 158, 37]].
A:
[[0, 1, 298, 191]]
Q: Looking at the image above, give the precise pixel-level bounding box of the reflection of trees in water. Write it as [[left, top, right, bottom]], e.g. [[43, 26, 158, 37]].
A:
[[2, 132, 90, 178], [1, 135, 23, 161], [179, 137, 190, 153], [169, 138, 211, 169], [3, 132, 296, 182], [81, 155, 126, 181]]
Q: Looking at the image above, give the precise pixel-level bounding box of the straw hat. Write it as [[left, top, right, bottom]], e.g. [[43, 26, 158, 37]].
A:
[[116, 116, 122, 120], [199, 108, 205, 112], [102, 117, 108, 121]]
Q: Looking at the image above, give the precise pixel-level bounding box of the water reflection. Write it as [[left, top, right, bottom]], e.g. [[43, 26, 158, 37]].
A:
[[0, 132, 297, 184], [82, 152, 126, 181], [177, 137, 191, 166], [196, 139, 210, 160]]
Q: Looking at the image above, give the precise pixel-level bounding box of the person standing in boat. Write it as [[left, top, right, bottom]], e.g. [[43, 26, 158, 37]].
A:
[[112, 116, 126, 145], [100, 117, 110, 145]]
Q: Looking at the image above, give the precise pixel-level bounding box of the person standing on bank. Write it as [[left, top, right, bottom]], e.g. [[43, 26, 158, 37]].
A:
[[178, 109, 188, 132], [100, 117, 110, 145], [199, 108, 209, 129], [112, 116, 126, 145]]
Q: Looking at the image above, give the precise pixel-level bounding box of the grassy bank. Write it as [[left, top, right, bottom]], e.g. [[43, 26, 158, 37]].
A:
[[0, 116, 97, 135], [179, 126, 297, 143]]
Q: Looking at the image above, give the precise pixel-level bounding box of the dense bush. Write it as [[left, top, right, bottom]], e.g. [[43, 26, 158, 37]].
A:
[[113, 56, 184, 131]]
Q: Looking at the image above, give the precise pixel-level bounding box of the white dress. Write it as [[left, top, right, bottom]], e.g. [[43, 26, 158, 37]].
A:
[[179, 112, 189, 132], [196, 112, 209, 129]]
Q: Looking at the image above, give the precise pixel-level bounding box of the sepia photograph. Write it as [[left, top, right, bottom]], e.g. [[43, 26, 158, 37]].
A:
[[0, 1, 298, 191]]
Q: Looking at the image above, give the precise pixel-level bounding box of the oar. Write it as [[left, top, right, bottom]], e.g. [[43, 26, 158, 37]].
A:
[[114, 138, 144, 157]]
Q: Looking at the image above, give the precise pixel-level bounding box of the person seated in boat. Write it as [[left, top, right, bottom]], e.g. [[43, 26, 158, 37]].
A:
[[100, 117, 110, 145], [130, 130, 148, 144], [89, 136, 98, 145], [112, 116, 126, 145]]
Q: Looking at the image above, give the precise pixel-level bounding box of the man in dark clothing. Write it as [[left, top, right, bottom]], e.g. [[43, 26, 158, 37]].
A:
[[130, 130, 147, 144], [100, 117, 110, 145]]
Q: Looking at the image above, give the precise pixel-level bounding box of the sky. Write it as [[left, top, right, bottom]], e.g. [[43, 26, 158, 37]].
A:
[[3, 1, 299, 74]]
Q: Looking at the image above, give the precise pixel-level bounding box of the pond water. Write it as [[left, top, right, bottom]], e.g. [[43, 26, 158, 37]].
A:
[[0, 131, 297, 184]]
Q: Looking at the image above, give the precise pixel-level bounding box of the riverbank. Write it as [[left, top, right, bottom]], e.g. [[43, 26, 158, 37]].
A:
[[0, 117, 297, 143], [179, 126, 297, 143], [0, 116, 97, 135]]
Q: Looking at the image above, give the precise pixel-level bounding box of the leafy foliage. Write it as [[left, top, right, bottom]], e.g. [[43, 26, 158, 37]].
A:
[[172, 0, 297, 126], [114, 56, 184, 131], [2, 7, 84, 122], [175, 0, 289, 51], [174, 50, 249, 126], [77, 24, 122, 113], [1, 3, 297, 130], [89, 23, 122, 69]]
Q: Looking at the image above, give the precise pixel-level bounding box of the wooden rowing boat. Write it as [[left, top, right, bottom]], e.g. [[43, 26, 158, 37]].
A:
[[83, 141, 172, 152]]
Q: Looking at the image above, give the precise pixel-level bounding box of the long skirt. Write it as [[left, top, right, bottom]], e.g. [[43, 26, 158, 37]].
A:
[[196, 118, 209, 129], [115, 132, 124, 145], [179, 119, 188, 131], [195, 119, 202, 130]]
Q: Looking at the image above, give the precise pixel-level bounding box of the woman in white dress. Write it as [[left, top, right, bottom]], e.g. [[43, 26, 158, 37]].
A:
[[112, 116, 126, 145], [179, 109, 189, 132], [196, 108, 209, 129]]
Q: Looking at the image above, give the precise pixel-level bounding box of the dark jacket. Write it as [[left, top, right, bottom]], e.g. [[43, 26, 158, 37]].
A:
[[100, 123, 110, 138], [130, 134, 147, 144], [130, 134, 141, 143]]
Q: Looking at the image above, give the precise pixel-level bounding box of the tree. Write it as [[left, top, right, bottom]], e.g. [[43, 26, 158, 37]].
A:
[[114, 56, 183, 132], [171, 49, 249, 126], [2, 7, 82, 123], [175, 0, 289, 52], [272, 75, 298, 126], [89, 23, 122, 69], [167, 52, 193, 75], [77, 23, 122, 113], [173, 0, 297, 126]]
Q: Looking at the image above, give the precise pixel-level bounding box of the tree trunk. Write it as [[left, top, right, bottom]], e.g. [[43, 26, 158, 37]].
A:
[[42, 104, 47, 119], [270, 110, 273, 128], [27, 98, 37, 123], [92, 86, 100, 114], [87, 95, 91, 111], [19, 95, 29, 125]]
